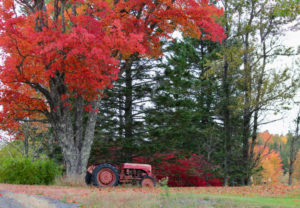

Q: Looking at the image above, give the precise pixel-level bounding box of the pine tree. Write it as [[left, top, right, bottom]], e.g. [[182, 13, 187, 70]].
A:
[[145, 38, 222, 160], [91, 58, 156, 163]]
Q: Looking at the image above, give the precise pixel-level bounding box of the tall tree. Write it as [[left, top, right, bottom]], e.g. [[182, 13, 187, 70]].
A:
[[91, 58, 155, 163], [145, 37, 223, 164], [0, 0, 224, 178], [217, 0, 298, 185], [217, 0, 243, 185]]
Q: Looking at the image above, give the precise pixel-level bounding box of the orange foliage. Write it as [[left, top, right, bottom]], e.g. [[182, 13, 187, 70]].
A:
[[280, 136, 288, 144], [260, 150, 283, 183], [258, 131, 273, 144], [257, 131, 287, 149], [16, 122, 49, 141], [253, 145, 283, 184]]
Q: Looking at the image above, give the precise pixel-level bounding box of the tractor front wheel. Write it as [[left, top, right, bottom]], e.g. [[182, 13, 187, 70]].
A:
[[92, 164, 119, 187], [139, 176, 156, 187]]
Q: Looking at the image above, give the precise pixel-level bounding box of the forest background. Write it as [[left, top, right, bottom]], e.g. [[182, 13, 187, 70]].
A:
[[0, 0, 300, 187]]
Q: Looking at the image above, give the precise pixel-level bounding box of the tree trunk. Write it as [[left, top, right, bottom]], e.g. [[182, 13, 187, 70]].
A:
[[124, 60, 134, 139], [24, 135, 29, 158], [289, 112, 300, 185], [241, 27, 252, 185], [118, 90, 124, 138], [221, 0, 232, 186], [222, 57, 231, 186], [50, 94, 99, 178], [249, 30, 268, 182]]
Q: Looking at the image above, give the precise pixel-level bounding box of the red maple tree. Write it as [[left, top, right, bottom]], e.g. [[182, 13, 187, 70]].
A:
[[0, 0, 225, 178]]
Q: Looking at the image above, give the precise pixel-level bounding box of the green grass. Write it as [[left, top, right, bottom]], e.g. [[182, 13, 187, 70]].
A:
[[80, 191, 300, 208], [168, 192, 300, 208]]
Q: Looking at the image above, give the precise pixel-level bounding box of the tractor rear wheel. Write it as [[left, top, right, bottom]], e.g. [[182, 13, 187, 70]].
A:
[[139, 176, 156, 187], [92, 164, 119, 187]]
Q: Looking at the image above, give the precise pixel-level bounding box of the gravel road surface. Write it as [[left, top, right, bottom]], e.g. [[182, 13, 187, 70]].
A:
[[0, 190, 80, 208], [0, 192, 24, 208]]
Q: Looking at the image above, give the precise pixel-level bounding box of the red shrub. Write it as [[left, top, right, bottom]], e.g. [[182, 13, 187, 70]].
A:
[[133, 152, 223, 187]]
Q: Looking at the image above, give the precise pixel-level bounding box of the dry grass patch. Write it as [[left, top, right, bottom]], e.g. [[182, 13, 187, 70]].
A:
[[54, 175, 88, 187], [82, 189, 160, 208], [80, 190, 220, 208]]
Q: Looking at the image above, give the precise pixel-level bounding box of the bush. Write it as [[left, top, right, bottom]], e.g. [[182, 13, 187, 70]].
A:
[[0, 158, 62, 185], [133, 152, 223, 187]]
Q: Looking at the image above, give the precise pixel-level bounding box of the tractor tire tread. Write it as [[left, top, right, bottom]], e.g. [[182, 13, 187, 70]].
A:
[[139, 176, 156, 187], [91, 163, 119, 187]]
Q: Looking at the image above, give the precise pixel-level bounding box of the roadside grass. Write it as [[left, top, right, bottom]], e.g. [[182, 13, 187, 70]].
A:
[[54, 175, 88, 187], [177, 193, 300, 208], [81, 191, 217, 208], [79, 189, 300, 208], [1, 183, 300, 208]]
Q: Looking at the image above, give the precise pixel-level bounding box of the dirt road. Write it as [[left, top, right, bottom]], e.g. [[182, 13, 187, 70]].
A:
[[0, 191, 24, 208], [0, 190, 80, 208]]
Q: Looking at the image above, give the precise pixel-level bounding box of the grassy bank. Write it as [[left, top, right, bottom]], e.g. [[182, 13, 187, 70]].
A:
[[81, 191, 300, 208], [0, 184, 299, 208]]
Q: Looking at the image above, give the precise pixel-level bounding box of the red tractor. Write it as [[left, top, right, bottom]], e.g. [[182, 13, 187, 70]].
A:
[[85, 163, 156, 187]]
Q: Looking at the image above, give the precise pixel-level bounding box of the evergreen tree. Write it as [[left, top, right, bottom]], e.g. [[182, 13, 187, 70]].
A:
[[91, 58, 156, 164], [145, 38, 222, 160]]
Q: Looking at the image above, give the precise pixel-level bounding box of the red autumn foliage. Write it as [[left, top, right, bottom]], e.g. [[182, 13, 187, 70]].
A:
[[0, 0, 225, 135], [133, 152, 223, 187]]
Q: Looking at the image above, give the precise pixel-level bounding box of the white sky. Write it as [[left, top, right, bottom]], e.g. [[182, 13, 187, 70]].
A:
[[258, 29, 300, 135]]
